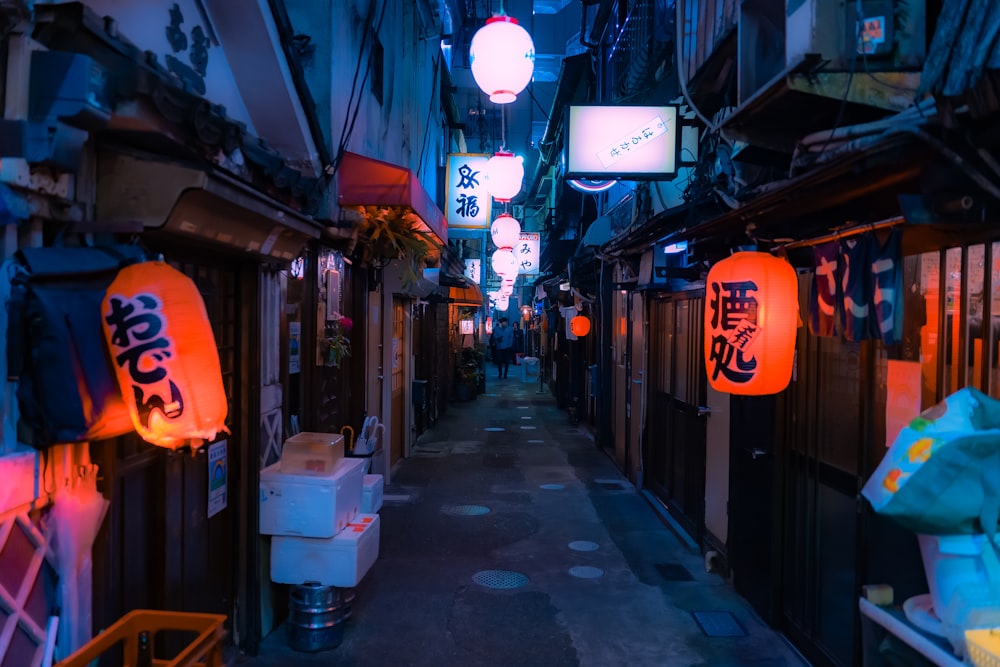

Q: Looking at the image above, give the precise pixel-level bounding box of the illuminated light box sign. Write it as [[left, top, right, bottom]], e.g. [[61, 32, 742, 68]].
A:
[[446, 153, 491, 229], [565, 105, 679, 180], [515, 232, 540, 276]]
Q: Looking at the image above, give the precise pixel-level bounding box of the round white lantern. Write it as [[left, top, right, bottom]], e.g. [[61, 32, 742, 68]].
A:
[[487, 151, 524, 201], [469, 16, 535, 104], [500, 284, 514, 297], [491, 248, 518, 277], [490, 213, 521, 250]]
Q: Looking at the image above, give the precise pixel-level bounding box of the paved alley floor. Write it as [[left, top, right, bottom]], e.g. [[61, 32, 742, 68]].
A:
[[236, 376, 810, 667]]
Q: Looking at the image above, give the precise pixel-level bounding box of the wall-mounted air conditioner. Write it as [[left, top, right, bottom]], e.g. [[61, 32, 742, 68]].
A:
[[738, 0, 926, 105]]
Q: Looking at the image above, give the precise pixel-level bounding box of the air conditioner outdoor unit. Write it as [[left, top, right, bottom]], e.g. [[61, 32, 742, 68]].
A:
[[738, 0, 925, 105]]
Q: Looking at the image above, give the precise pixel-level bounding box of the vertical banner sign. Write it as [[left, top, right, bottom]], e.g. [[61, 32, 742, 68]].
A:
[[870, 228, 903, 345], [207, 439, 228, 518], [809, 241, 839, 337], [841, 236, 873, 342], [704, 252, 798, 396], [515, 232, 541, 275], [464, 258, 481, 283], [446, 153, 491, 229]]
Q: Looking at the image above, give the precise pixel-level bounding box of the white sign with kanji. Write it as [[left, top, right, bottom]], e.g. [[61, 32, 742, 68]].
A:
[[446, 153, 490, 229], [514, 232, 540, 276]]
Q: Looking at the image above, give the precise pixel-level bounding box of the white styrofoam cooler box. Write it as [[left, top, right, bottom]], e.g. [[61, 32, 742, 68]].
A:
[[362, 474, 383, 513], [260, 456, 366, 538], [271, 513, 381, 587]]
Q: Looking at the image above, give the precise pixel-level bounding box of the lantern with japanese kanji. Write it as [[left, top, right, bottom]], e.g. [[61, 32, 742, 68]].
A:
[[102, 261, 229, 450], [570, 315, 591, 337], [703, 251, 798, 395]]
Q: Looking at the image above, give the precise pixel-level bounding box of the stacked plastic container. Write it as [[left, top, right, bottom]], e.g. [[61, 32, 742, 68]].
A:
[[260, 432, 382, 588]]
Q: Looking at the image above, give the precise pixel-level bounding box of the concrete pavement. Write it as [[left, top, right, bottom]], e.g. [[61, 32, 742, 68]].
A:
[[235, 374, 810, 667]]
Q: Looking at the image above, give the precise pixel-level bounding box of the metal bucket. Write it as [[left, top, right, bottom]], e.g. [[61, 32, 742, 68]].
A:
[[287, 583, 345, 652]]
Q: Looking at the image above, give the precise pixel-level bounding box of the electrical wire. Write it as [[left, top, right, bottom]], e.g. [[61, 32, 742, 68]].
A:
[[335, 0, 389, 172]]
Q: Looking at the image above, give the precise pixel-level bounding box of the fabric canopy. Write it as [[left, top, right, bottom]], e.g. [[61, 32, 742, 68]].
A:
[[449, 282, 483, 307], [337, 151, 448, 245]]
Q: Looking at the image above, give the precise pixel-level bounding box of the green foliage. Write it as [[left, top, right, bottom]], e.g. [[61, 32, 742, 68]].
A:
[[355, 206, 443, 289]]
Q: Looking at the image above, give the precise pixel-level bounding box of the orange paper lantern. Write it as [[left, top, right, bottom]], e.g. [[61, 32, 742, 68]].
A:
[[703, 251, 798, 395], [102, 261, 229, 449], [570, 315, 591, 337]]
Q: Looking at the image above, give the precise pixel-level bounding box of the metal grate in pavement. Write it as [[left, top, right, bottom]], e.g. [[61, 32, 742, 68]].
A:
[[472, 570, 529, 589], [692, 611, 745, 637]]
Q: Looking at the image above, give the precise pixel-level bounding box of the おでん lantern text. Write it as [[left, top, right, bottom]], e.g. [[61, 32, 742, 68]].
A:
[[102, 261, 229, 449]]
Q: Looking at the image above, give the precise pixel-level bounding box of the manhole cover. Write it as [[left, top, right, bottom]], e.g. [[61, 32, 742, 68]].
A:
[[692, 611, 745, 637], [473, 570, 529, 589], [484, 427, 505, 432], [520, 416, 533, 419], [443, 504, 491, 516], [520, 425, 537, 430], [516, 406, 529, 409], [539, 483, 564, 490], [569, 566, 604, 579], [527, 439, 544, 444], [569, 541, 599, 552]]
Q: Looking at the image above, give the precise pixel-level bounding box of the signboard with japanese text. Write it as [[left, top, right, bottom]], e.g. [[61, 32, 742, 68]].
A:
[[465, 259, 481, 283], [514, 232, 540, 276], [446, 153, 490, 229], [565, 105, 679, 179], [703, 252, 798, 396]]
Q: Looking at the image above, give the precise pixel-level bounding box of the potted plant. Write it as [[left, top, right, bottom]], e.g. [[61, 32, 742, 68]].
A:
[[324, 314, 353, 368], [454, 347, 483, 401]]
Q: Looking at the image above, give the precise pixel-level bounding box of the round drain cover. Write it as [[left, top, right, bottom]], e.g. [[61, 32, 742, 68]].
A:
[[528, 439, 544, 444], [569, 541, 599, 552], [520, 425, 537, 430], [539, 483, 564, 490], [473, 570, 529, 589], [443, 504, 491, 516], [484, 427, 505, 432], [569, 566, 604, 579]]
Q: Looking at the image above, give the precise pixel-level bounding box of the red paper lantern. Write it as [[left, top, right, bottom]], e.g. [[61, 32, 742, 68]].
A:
[[102, 261, 229, 449], [703, 251, 798, 395], [570, 315, 591, 337]]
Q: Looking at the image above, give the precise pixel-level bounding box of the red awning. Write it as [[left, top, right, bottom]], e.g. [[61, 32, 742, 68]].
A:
[[336, 151, 448, 245]]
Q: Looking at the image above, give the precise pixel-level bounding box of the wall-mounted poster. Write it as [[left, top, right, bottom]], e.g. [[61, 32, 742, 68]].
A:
[[289, 321, 301, 374]]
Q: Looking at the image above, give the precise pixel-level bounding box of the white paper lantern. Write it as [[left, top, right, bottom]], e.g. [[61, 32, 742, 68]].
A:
[[490, 214, 521, 250], [469, 16, 535, 104], [487, 152, 524, 202], [491, 248, 518, 277]]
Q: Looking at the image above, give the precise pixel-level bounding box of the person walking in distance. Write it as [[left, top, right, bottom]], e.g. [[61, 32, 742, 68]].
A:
[[491, 317, 514, 378]]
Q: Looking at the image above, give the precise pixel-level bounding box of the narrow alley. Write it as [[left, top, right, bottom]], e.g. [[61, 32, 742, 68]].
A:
[[239, 377, 808, 667]]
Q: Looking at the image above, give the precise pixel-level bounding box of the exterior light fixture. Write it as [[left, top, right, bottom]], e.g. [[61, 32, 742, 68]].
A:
[[521, 305, 531, 322], [490, 213, 522, 250], [487, 151, 524, 201], [491, 248, 518, 277], [703, 251, 798, 395], [102, 261, 229, 450], [469, 15, 535, 104], [567, 178, 616, 194], [570, 315, 591, 337]]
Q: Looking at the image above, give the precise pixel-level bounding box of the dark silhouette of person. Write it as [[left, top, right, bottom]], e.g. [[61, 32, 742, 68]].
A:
[[491, 317, 514, 378]]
